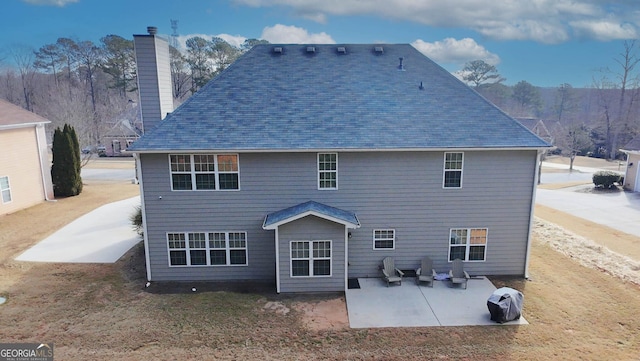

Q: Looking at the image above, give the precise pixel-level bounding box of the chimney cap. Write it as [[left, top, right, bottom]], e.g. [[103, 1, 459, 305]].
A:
[[147, 26, 158, 35]]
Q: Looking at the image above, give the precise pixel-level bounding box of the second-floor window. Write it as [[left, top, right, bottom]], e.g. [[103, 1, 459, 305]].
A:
[[443, 152, 463, 188], [169, 154, 239, 191], [318, 153, 337, 189]]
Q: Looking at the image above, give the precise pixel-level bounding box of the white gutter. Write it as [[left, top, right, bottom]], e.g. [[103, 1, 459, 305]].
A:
[[135, 153, 153, 282], [0, 121, 49, 131], [131, 146, 552, 155], [524, 149, 543, 279], [34, 124, 52, 201]]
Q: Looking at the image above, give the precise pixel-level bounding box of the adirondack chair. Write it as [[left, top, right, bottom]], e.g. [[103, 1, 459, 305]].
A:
[[449, 258, 470, 289], [416, 256, 436, 287], [381, 257, 404, 287]]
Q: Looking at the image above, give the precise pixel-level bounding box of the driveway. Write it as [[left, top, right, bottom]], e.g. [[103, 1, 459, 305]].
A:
[[15, 196, 141, 263]]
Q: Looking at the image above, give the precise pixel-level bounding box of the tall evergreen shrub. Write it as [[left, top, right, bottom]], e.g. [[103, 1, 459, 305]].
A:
[[51, 125, 83, 197]]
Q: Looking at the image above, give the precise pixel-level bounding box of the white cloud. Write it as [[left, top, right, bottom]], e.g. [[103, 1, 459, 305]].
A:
[[411, 38, 500, 66], [232, 0, 640, 43], [260, 24, 335, 44], [22, 0, 78, 6], [570, 19, 638, 41]]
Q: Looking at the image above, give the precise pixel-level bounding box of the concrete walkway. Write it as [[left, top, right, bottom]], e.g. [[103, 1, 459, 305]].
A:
[[16, 196, 141, 263], [346, 277, 528, 328]]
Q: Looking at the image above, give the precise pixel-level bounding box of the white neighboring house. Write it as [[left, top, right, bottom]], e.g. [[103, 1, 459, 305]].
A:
[[622, 135, 640, 192], [0, 99, 54, 216]]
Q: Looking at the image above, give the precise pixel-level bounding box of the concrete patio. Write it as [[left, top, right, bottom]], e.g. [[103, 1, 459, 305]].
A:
[[346, 277, 528, 328]]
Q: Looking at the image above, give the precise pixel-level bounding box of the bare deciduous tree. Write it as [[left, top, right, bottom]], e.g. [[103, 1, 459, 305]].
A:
[[594, 40, 640, 159]]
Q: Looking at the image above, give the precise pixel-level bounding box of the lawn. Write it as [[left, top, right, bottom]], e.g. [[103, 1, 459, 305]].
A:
[[1, 178, 639, 360]]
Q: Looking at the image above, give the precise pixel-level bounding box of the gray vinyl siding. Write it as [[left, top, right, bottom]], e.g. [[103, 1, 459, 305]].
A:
[[140, 149, 537, 283], [278, 216, 345, 293], [133, 34, 173, 133]]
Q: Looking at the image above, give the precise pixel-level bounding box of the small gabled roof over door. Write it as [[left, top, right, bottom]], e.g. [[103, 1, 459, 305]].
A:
[[262, 201, 360, 230]]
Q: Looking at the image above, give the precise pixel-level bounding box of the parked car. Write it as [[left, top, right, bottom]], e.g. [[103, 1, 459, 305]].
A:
[[81, 145, 107, 156]]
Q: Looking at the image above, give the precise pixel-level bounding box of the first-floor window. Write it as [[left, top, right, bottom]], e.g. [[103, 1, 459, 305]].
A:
[[373, 229, 395, 249], [291, 240, 332, 277], [0, 176, 11, 203], [167, 231, 247, 266], [449, 228, 487, 261]]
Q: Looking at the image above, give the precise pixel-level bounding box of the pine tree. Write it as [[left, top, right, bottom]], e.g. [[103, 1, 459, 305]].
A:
[[51, 124, 83, 197]]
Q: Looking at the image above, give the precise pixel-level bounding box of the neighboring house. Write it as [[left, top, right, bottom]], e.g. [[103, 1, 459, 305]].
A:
[[130, 38, 550, 293], [621, 135, 640, 192], [0, 99, 54, 216], [515, 117, 554, 145], [103, 105, 142, 157]]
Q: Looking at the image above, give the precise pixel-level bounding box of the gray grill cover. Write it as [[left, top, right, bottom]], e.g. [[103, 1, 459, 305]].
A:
[[487, 287, 523, 323]]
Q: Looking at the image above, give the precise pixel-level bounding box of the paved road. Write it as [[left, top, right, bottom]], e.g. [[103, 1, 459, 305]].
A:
[[536, 162, 640, 237], [81, 167, 136, 182]]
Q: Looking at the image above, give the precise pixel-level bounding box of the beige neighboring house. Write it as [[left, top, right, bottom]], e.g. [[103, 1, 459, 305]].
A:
[[622, 135, 640, 192], [0, 99, 54, 216]]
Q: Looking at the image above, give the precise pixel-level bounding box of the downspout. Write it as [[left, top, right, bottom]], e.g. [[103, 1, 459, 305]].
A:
[[274, 228, 281, 293], [34, 124, 53, 201], [344, 227, 349, 292], [135, 153, 152, 282], [524, 150, 543, 279]]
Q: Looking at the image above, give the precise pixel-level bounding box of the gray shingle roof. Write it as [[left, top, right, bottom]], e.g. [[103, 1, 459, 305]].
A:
[[262, 201, 360, 229], [0, 99, 50, 128], [130, 44, 549, 152]]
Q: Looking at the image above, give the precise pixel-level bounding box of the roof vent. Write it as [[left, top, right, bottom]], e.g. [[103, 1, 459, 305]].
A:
[[419, 81, 424, 90], [147, 26, 158, 35], [273, 46, 283, 54], [374, 46, 384, 54], [306, 46, 316, 53], [398, 57, 405, 71], [337, 46, 347, 54]]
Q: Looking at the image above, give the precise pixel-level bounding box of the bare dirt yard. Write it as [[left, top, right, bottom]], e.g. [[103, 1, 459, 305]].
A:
[[1, 157, 639, 360]]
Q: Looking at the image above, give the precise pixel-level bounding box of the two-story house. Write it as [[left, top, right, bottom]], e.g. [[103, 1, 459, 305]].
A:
[[0, 99, 54, 216], [130, 34, 549, 293]]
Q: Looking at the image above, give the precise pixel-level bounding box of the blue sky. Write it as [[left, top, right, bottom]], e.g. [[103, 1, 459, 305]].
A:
[[2, 0, 639, 88]]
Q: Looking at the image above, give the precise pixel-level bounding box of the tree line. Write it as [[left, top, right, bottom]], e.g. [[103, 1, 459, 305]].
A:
[[1, 35, 638, 161], [460, 41, 640, 160], [0, 34, 266, 149]]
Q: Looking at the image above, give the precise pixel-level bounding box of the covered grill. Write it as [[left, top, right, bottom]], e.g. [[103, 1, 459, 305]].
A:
[[487, 287, 523, 323]]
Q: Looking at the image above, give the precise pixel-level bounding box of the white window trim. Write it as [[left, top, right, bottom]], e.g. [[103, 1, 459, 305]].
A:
[[447, 228, 488, 262], [317, 153, 338, 190], [166, 231, 248, 267], [290, 240, 333, 277], [373, 229, 395, 250], [442, 152, 464, 189], [0, 176, 12, 204], [169, 154, 240, 191]]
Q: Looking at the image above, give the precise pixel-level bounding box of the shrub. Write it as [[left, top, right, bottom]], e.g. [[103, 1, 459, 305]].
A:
[[592, 171, 621, 189], [130, 205, 143, 236], [50, 124, 83, 197]]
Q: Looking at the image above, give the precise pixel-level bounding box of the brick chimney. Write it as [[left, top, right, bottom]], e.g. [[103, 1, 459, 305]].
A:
[[133, 26, 173, 133]]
